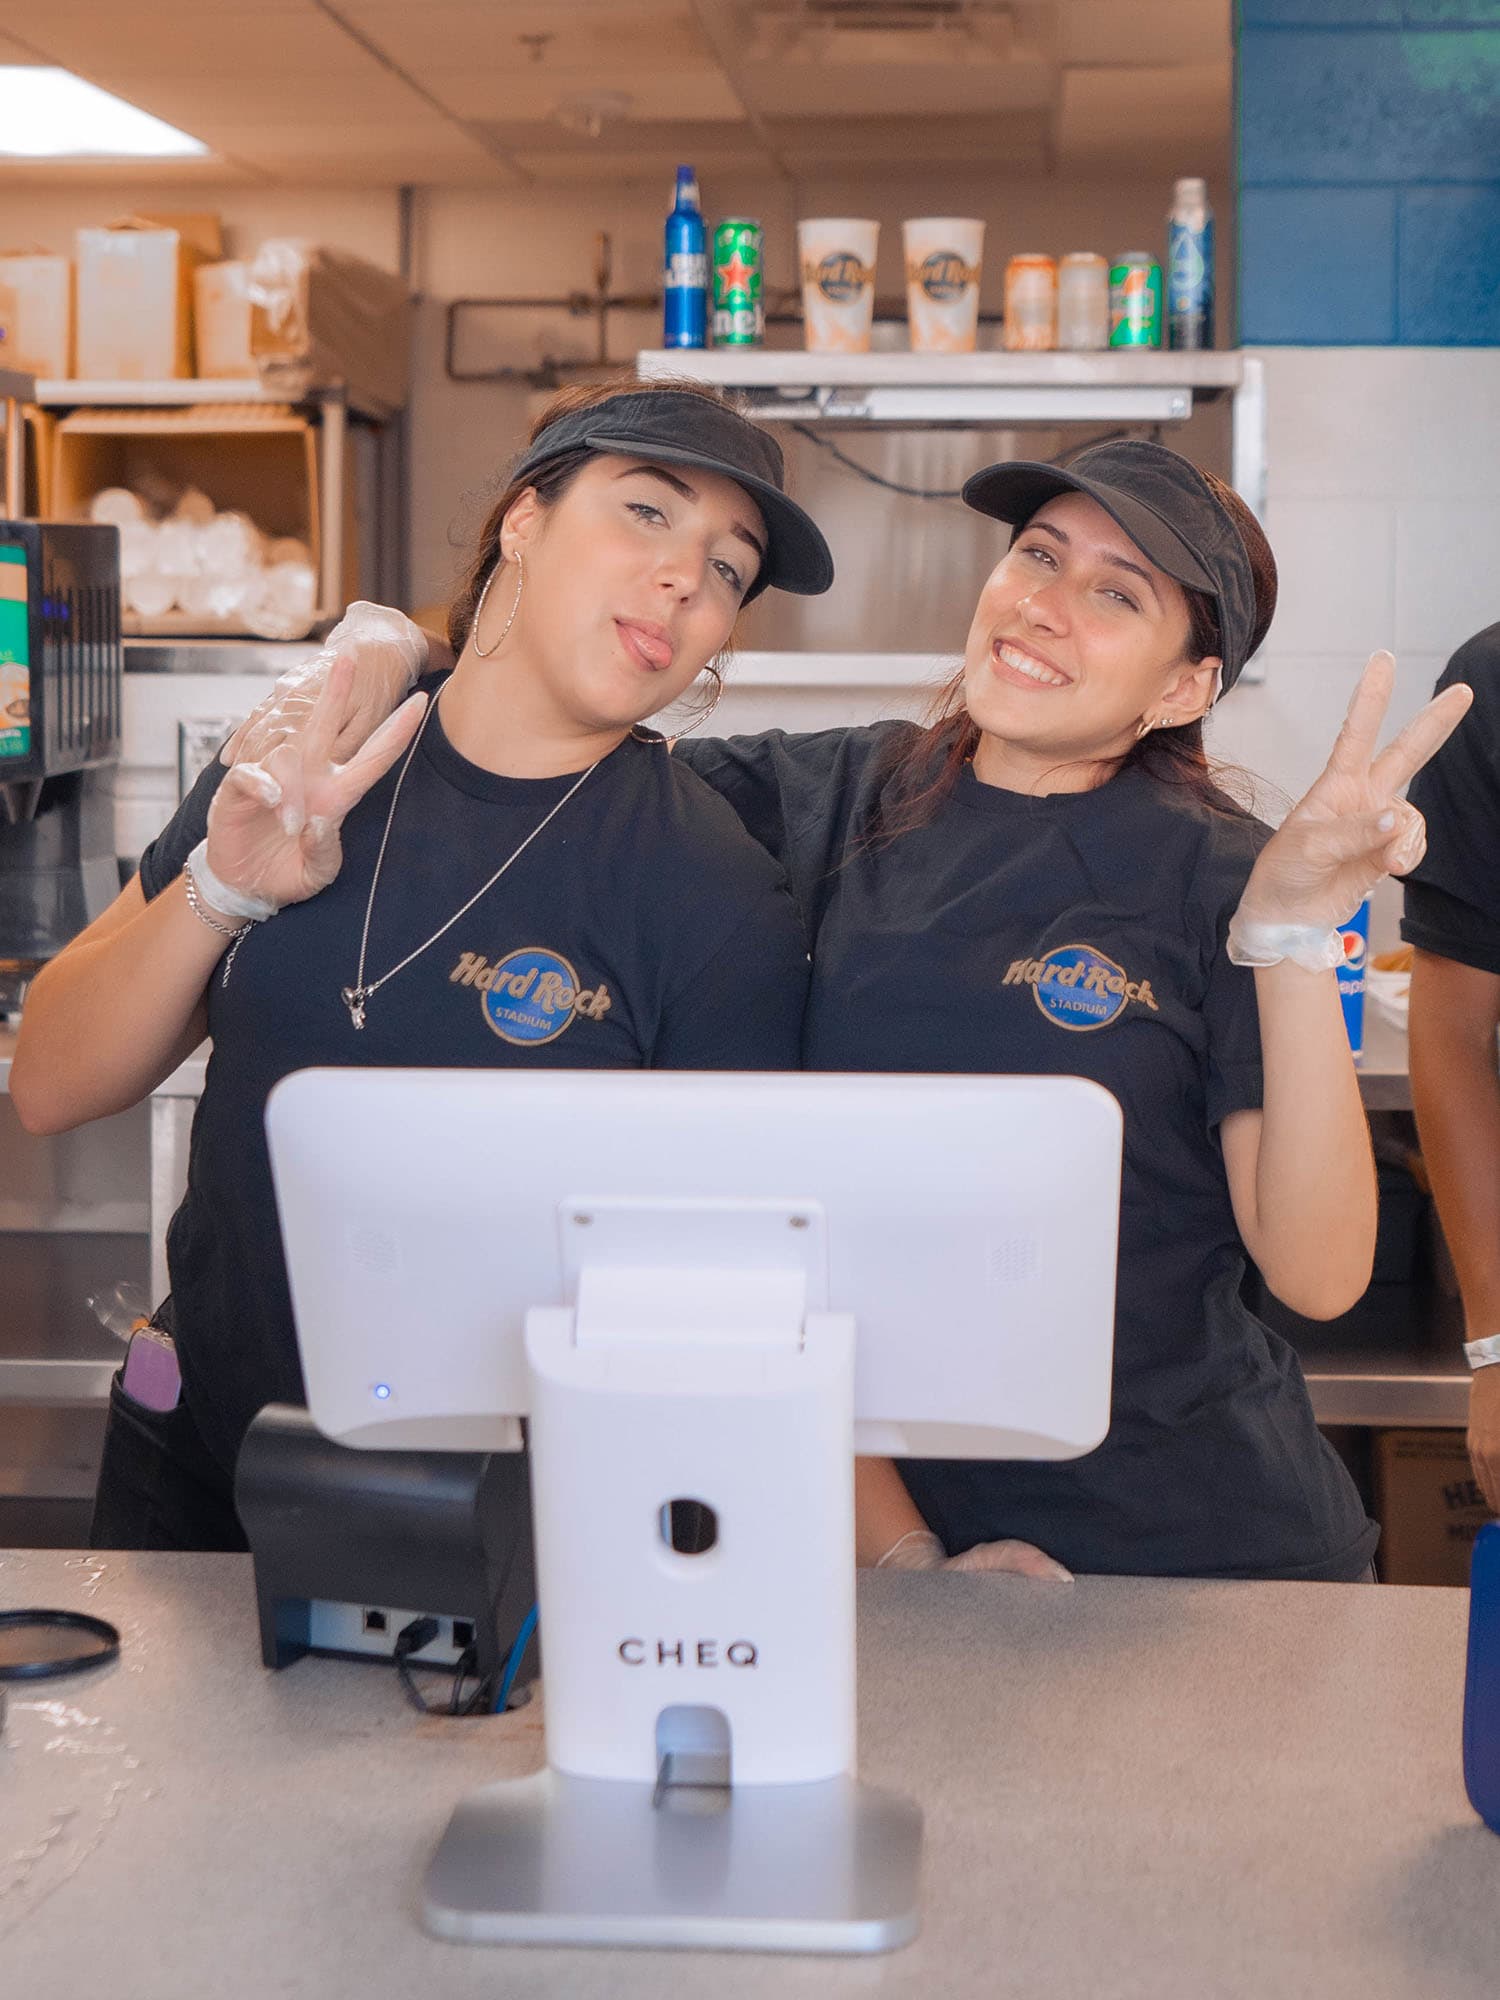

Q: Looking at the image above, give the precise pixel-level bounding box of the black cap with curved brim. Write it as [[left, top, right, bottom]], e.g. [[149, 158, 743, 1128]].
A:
[[509, 388, 833, 603], [960, 439, 1259, 693]]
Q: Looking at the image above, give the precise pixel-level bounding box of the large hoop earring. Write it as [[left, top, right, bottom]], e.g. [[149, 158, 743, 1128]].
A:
[[669, 659, 726, 739], [472, 550, 523, 658]]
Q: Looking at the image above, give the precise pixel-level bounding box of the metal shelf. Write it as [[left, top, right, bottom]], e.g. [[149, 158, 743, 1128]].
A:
[[1303, 1350, 1469, 1430], [32, 377, 394, 422], [638, 346, 1253, 437]]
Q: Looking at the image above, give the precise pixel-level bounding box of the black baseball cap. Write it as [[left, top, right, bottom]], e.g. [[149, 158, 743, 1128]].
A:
[[510, 388, 833, 602], [960, 440, 1261, 693]]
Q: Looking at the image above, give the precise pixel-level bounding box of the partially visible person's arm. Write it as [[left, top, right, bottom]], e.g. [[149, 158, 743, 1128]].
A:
[[1409, 949, 1500, 1511], [856, 1457, 929, 1566], [1222, 650, 1472, 1319], [1220, 963, 1375, 1320], [12, 656, 424, 1134], [11, 875, 219, 1132]]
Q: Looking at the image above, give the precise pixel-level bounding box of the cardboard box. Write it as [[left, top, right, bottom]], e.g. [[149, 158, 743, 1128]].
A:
[[247, 241, 410, 414], [0, 253, 73, 377], [75, 215, 222, 380], [50, 403, 354, 634], [194, 262, 254, 379], [1374, 1428, 1496, 1587]]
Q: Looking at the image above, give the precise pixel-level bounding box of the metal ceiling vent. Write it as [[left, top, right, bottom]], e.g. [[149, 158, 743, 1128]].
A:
[[752, 0, 1019, 60]]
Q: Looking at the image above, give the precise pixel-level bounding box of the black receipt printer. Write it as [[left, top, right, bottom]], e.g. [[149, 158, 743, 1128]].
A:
[[234, 1404, 537, 1697]]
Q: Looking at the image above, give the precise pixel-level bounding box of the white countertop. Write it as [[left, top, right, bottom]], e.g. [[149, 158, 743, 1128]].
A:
[[0, 1553, 1491, 1999]]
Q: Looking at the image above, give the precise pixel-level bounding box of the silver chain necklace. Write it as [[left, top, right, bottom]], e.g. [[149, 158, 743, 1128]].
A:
[[340, 683, 601, 1030]]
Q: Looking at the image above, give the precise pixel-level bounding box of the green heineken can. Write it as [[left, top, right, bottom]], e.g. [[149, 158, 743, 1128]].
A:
[[713, 219, 764, 346], [1108, 251, 1162, 348]]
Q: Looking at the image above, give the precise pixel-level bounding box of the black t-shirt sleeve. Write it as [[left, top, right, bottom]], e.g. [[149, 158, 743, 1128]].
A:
[[137, 756, 230, 902], [651, 881, 808, 1070], [672, 729, 838, 871], [1401, 625, 1500, 974], [674, 725, 901, 929]]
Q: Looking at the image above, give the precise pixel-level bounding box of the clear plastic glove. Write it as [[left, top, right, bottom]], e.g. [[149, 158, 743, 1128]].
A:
[[1228, 651, 1472, 969], [202, 654, 427, 916], [220, 600, 427, 770], [1470, 1368, 1500, 1516], [874, 1527, 1073, 1581]]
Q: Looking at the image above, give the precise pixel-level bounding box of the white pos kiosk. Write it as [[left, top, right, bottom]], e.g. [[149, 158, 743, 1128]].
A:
[[266, 1069, 1122, 1955]]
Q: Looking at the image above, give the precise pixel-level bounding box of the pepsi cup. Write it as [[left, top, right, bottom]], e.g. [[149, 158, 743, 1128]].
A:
[[1337, 897, 1370, 1057]]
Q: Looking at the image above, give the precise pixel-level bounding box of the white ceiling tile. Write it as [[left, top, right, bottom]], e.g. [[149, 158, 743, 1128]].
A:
[[334, 3, 712, 68], [121, 68, 427, 128], [11, 12, 387, 78], [742, 55, 1056, 120], [1054, 0, 1230, 69], [415, 67, 741, 124]]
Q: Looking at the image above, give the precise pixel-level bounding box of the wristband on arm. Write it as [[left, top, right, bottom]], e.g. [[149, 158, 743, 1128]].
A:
[[1225, 914, 1345, 974]]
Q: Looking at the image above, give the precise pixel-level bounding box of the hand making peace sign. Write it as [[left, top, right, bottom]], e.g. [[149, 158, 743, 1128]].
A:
[[1234, 651, 1473, 947], [203, 653, 428, 916]]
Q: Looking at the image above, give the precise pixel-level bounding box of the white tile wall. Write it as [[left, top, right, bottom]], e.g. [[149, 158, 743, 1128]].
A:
[[1210, 348, 1500, 815]]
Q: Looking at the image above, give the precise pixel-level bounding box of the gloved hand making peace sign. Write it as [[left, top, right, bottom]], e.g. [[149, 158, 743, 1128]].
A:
[[1229, 651, 1473, 971], [198, 652, 428, 921]]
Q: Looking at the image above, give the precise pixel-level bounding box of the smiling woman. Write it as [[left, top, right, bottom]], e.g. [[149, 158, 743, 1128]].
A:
[[155, 431, 1470, 1586], [10, 379, 833, 1550]]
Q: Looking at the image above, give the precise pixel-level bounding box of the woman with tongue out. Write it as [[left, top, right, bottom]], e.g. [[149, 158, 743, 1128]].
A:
[[236, 437, 1467, 1585], [12, 381, 833, 1548]]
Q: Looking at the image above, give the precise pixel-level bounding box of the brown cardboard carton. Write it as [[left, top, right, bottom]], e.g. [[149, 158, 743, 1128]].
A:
[[50, 403, 353, 634], [194, 262, 254, 379], [0, 253, 73, 377], [1374, 1427, 1496, 1587], [247, 242, 410, 413], [75, 216, 222, 380]]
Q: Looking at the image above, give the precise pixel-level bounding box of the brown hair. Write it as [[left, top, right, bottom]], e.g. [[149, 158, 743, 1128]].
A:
[[446, 376, 755, 712], [870, 468, 1278, 842]]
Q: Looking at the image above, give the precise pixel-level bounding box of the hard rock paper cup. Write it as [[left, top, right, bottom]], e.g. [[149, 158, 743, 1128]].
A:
[[798, 219, 879, 353], [903, 218, 985, 354]]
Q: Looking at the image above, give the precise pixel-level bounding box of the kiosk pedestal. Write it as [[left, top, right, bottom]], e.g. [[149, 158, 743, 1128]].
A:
[[423, 1236, 921, 1953]]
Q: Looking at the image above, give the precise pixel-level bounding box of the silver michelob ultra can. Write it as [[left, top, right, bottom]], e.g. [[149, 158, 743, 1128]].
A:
[[1057, 252, 1110, 350]]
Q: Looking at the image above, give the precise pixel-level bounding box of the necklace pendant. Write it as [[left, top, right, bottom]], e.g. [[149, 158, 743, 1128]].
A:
[[341, 986, 368, 1031]]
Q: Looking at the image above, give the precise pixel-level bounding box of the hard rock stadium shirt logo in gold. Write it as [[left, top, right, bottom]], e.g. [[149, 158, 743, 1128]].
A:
[[1003, 943, 1159, 1033]]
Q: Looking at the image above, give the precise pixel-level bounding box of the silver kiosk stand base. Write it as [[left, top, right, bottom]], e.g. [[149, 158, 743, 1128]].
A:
[[424, 1767, 923, 1953]]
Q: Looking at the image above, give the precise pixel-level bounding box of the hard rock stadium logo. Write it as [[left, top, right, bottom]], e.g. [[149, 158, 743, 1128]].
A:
[[805, 250, 874, 303], [913, 250, 979, 301], [449, 945, 613, 1046], [1003, 943, 1159, 1033]]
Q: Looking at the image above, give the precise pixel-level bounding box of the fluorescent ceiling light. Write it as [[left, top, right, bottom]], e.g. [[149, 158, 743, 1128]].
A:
[[0, 68, 208, 158]]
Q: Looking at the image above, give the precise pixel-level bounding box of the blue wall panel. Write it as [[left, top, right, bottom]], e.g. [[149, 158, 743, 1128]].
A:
[[1239, 31, 1500, 185], [1238, 3, 1500, 342], [1240, 2, 1400, 22], [1398, 186, 1500, 340], [1239, 188, 1399, 340]]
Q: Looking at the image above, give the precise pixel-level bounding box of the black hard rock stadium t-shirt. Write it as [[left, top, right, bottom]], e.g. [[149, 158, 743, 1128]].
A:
[[1401, 622, 1500, 974], [677, 723, 1379, 1582], [138, 675, 809, 1475]]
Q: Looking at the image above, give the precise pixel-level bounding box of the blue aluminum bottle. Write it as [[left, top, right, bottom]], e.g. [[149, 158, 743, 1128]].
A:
[[663, 165, 707, 349], [1167, 176, 1214, 350]]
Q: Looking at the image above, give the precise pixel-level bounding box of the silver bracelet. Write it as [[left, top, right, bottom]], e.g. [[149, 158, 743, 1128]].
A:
[[182, 863, 253, 943], [1464, 1335, 1500, 1372]]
